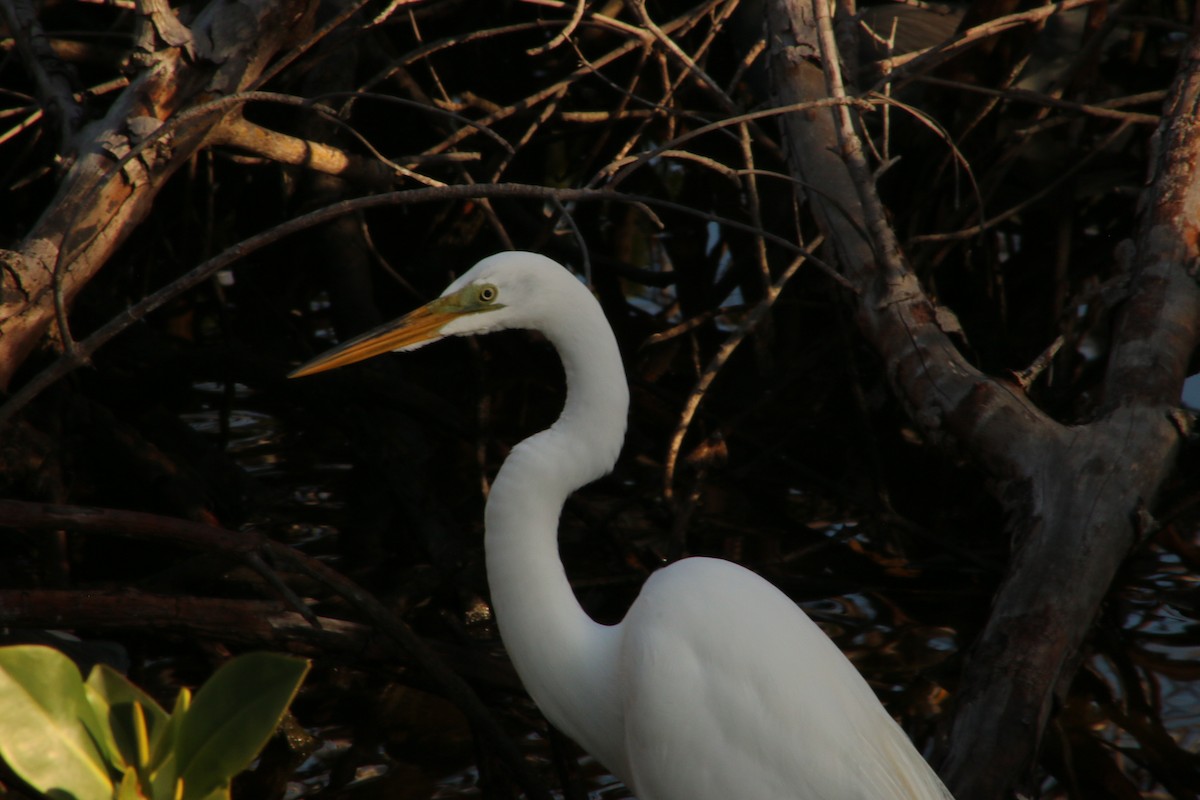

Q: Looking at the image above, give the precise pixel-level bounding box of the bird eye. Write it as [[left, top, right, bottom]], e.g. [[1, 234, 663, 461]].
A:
[[478, 285, 498, 303]]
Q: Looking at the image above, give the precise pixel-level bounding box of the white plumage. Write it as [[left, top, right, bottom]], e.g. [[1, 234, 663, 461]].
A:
[[292, 251, 954, 800]]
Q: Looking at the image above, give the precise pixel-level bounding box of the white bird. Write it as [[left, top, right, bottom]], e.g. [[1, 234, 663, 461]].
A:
[[291, 251, 954, 800]]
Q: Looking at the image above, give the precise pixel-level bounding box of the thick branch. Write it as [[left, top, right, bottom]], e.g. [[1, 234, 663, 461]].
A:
[[0, 0, 317, 390], [0, 589, 361, 655], [0, 588, 523, 692], [767, 2, 1200, 797], [209, 114, 399, 187], [939, 32, 1200, 799], [1103, 40, 1200, 410], [764, 0, 1055, 474]]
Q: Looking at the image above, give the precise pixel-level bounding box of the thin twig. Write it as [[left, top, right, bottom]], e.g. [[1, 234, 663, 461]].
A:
[[0, 0, 84, 155], [367, 0, 423, 27], [521, 0, 647, 38], [909, 121, 1133, 243], [487, 86, 567, 182], [629, 0, 783, 160], [0, 183, 847, 428], [570, 40, 706, 163], [662, 245, 820, 500], [0, 108, 41, 148], [556, 109, 657, 122], [738, 123, 771, 294], [0, 499, 554, 800], [252, 0, 374, 89], [315, 90, 515, 153], [870, 0, 1103, 88], [597, 96, 872, 189], [913, 75, 1159, 125], [641, 307, 725, 345], [408, 0, 733, 160], [0, 76, 128, 147], [525, 0, 586, 55], [551, 196, 592, 284], [812, 0, 908, 281], [869, 92, 984, 228], [1012, 335, 1065, 391], [726, 32, 767, 96], [417, 29, 648, 156], [42, 89, 511, 348], [245, 551, 320, 626]]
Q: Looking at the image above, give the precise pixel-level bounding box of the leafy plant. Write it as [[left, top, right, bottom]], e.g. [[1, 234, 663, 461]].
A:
[[0, 646, 309, 800]]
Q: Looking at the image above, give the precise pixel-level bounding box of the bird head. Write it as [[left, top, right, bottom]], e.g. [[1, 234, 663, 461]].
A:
[[288, 251, 573, 378]]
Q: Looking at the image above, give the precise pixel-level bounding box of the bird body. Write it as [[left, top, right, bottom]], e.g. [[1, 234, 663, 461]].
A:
[[292, 252, 953, 800], [621, 557, 951, 800]]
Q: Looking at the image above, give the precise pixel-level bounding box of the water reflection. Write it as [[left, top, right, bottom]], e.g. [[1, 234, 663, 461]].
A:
[[177, 384, 1200, 799], [1047, 535, 1200, 798]]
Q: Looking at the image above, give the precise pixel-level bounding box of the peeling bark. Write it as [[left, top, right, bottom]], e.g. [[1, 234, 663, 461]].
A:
[[765, 0, 1200, 796], [940, 35, 1200, 799], [0, 0, 317, 389]]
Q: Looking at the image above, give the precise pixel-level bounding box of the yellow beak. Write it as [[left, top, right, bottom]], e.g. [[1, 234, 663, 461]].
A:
[[289, 301, 459, 379]]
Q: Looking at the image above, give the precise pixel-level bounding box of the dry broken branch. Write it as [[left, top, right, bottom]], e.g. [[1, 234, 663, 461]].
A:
[[209, 112, 413, 187]]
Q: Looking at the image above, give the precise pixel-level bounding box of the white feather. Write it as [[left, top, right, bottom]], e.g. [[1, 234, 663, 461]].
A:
[[377, 252, 954, 800]]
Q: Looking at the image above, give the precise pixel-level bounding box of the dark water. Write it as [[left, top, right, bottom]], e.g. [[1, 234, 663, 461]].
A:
[[181, 382, 1200, 800]]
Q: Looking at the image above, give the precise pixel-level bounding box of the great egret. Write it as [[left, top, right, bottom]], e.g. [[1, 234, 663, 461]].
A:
[[291, 252, 954, 800]]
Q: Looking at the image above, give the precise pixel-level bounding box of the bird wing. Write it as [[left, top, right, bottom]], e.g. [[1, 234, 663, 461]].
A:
[[618, 557, 952, 800]]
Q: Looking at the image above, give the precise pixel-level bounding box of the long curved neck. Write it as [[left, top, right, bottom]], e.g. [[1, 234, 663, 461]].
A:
[[483, 284, 629, 773]]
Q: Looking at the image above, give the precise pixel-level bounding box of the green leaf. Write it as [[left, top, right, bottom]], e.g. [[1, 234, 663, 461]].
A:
[[0, 645, 114, 800], [148, 756, 181, 800], [85, 663, 169, 772], [148, 688, 190, 800], [174, 653, 308, 800], [116, 766, 146, 800]]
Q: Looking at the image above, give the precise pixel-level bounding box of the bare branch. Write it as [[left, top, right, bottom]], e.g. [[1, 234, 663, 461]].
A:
[[870, 0, 1104, 86], [208, 113, 433, 187], [0, 182, 845, 428], [524, 0, 586, 55], [0, 499, 553, 800], [0, 0, 322, 389], [912, 75, 1160, 125], [0, 0, 84, 155], [663, 245, 820, 500]]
